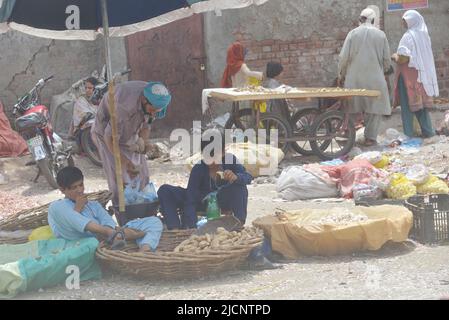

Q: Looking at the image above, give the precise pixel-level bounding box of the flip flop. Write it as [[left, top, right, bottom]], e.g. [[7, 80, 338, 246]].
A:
[[107, 229, 126, 250]]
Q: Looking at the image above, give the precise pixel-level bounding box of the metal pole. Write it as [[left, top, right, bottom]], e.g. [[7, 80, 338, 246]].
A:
[[100, 0, 126, 213], [100, 0, 113, 82]]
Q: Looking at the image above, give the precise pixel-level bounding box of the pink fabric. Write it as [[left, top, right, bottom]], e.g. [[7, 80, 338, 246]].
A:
[[0, 101, 29, 157], [320, 159, 384, 199], [393, 63, 433, 112]]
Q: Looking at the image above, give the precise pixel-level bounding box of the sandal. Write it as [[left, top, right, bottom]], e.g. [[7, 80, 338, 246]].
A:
[[107, 229, 126, 250]]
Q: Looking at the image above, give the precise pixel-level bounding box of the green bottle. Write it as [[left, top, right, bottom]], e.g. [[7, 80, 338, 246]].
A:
[[206, 192, 220, 220]]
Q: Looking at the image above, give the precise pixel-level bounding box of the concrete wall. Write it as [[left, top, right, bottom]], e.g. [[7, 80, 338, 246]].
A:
[[204, 0, 449, 97], [0, 30, 127, 118]]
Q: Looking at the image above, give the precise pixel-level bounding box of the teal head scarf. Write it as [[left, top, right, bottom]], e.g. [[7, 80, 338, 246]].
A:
[[143, 82, 171, 119]]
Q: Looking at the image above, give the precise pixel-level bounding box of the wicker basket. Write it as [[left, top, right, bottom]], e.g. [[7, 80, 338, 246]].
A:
[[0, 234, 30, 245], [96, 229, 263, 280], [0, 190, 112, 231]]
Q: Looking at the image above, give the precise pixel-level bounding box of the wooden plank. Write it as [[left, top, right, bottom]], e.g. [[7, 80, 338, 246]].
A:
[[208, 87, 381, 102]]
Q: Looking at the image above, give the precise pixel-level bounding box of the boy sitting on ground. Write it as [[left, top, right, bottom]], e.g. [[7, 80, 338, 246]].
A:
[[48, 167, 163, 252], [157, 131, 253, 230]]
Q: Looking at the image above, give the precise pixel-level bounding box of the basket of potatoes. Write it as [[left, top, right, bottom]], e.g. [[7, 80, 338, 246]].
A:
[[96, 227, 264, 280]]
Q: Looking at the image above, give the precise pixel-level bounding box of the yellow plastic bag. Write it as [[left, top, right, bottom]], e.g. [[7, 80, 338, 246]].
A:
[[416, 175, 449, 194], [28, 225, 55, 241], [248, 76, 267, 113], [386, 173, 417, 200], [373, 155, 390, 169]]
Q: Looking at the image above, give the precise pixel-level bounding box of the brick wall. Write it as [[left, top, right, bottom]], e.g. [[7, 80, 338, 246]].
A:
[[233, 25, 449, 99], [239, 34, 347, 88]]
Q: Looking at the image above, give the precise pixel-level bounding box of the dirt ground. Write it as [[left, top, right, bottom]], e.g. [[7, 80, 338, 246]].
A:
[[1, 131, 449, 300]]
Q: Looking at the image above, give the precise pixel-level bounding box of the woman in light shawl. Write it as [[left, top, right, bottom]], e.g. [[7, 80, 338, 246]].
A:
[[92, 81, 171, 206], [392, 10, 439, 138], [221, 42, 263, 88]]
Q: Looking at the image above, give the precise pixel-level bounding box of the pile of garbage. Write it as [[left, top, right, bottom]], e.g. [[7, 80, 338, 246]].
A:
[[277, 128, 449, 202]]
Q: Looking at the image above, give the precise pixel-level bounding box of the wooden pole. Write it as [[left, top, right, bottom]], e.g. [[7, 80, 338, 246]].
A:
[[101, 0, 125, 212]]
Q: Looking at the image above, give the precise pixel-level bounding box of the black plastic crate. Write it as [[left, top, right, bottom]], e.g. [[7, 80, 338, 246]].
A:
[[404, 194, 449, 244], [355, 198, 405, 207]]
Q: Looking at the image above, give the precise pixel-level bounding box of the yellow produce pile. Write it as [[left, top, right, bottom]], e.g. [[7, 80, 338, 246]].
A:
[[416, 175, 449, 194], [374, 155, 390, 169], [386, 173, 417, 200], [174, 227, 263, 253]]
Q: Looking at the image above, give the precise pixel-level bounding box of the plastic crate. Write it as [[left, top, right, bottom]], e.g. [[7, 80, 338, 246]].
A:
[[404, 194, 449, 244], [355, 198, 405, 207]]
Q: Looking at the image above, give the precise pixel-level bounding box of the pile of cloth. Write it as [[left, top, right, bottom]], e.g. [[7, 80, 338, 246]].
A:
[[0, 101, 28, 158], [253, 205, 413, 258], [277, 159, 387, 201], [0, 238, 101, 298], [277, 139, 449, 202]]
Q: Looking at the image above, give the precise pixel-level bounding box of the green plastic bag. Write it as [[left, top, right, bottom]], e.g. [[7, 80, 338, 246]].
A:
[[205, 192, 220, 220]]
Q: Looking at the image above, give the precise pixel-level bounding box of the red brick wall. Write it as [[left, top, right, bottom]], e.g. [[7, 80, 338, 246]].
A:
[[240, 36, 345, 87], [234, 28, 449, 99]]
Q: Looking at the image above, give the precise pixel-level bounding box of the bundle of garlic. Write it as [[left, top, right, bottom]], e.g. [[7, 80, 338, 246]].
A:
[[312, 210, 369, 226], [174, 227, 263, 253], [301, 88, 367, 93], [233, 86, 275, 93]]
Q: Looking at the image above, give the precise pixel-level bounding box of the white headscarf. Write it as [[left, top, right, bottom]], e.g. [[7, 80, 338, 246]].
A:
[[360, 8, 376, 26], [398, 10, 439, 97]]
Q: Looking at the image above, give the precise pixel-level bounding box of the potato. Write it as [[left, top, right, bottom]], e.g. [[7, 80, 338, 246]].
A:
[[216, 234, 228, 242], [210, 238, 220, 248], [221, 239, 233, 245], [199, 241, 209, 248], [216, 227, 226, 234]]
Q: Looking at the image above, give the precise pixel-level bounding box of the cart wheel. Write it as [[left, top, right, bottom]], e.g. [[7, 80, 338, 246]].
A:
[[258, 113, 292, 154], [290, 108, 330, 155], [309, 110, 355, 161], [225, 108, 253, 130], [224, 108, 254, 142]]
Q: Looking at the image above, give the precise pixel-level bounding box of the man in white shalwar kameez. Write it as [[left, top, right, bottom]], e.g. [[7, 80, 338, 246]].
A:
[[338, 8, 392, 146]]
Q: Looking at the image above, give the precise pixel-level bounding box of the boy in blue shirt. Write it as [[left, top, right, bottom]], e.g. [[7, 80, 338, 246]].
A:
[[48, 167, 162, 252], [158, 132, 253, 230]]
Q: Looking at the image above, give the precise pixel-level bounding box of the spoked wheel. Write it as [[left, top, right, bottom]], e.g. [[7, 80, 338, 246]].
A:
[[310, 110, 356, 161], [224, 108, 254, 142], [225, 109, 292, 153], [290, 108, 330, 155], [81, 127, 102, 167], [37, 158, 59, 189], [258, 114, 292, 154], [38, 155, 75, 189]]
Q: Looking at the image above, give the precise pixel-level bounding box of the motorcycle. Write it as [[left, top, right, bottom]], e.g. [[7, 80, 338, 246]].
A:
[[73, 111, 101, 166], [72, 69, 131, 167], [13, 76, 75, 189]]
